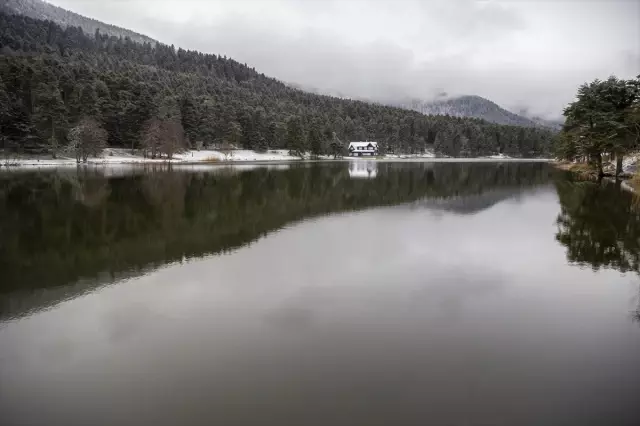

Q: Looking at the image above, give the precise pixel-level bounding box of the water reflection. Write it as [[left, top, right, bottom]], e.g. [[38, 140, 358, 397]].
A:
[[2, 163, 640, 426], [348, 160, 378, 179], [0, 162, 550, 320], [554, 175, 640, 320]]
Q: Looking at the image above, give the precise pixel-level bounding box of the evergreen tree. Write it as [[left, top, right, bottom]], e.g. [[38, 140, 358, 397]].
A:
[[256, 133, 268, 153], [0, 76, 10, 149], [237, 109, 253, 149], [287, 116, 306, 158], [274, 123, 287, 149], [265, 121, 277, 150], [180, 95, 199, 149], [225, 121, 242, 147], [603, 78, 640, 174], [328, 132, 343, 159], [250, 127, 266, 152], [557, 76, 640, 176], [79, 84, 101, 118], [33, 81, 67, 157], [308, 121, 323, 157]]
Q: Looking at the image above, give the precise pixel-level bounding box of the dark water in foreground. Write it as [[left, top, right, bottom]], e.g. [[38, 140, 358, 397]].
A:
[[1, 161, 639, 426]]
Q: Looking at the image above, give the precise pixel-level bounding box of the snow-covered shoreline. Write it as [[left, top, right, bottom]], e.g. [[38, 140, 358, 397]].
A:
[[0, 148, 551, 170], [1, 149, 304, 168]]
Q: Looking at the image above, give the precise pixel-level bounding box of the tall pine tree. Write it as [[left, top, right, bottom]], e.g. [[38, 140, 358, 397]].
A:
[[287, 116, 306, 158]]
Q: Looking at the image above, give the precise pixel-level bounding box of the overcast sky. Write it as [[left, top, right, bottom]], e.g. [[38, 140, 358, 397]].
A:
[[49, 0, 639, 118]]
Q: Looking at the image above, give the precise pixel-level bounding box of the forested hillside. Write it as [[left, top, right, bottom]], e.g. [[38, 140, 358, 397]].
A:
[[0, 10, 555, 157], [0, 0, 155, 45]]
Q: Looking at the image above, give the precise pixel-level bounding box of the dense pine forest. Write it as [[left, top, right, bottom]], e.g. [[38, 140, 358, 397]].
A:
[[0, 11, 555, 157]]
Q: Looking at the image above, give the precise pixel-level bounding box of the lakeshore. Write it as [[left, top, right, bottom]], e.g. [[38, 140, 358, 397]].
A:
[[1, 148, 552, 169], [553, 158, 640, 193]]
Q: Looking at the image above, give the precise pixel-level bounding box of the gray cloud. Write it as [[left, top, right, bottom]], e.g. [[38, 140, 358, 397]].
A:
[[50, 0, 640, 118]]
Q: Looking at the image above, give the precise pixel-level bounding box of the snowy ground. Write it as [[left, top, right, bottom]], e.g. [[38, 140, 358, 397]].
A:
[[173, 149, 300, 162], [366, 152, 436, 159], [622, 154, 640, 174], [0, 148, 548, 169], [0, 149, 310, 169]]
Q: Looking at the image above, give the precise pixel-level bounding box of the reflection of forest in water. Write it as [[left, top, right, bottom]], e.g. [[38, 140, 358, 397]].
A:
[[3, 164, 640, 322], [0, 162, 552, 317], [555, 175, 640, 321]]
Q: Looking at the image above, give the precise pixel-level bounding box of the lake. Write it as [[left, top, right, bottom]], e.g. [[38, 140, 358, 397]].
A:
[[1, 161, 639, 426]]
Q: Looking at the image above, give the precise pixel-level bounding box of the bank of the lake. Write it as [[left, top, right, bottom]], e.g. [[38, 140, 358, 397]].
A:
[[1, 148, 553, 169], [552, 156, 640, 193]]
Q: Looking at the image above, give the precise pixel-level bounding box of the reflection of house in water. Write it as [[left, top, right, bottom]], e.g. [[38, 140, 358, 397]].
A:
[[349, 161, 378, 179]]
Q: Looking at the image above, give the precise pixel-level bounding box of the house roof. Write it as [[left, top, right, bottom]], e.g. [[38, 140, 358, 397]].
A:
[[348, 141, 378, 148]]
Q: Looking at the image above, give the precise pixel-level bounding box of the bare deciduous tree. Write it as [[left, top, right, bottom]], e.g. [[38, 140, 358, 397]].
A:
[[219, 140, 233, 161], [69, 117, 107, 163], [141, 118, 185, 160], [159, 119, 185, 160], [141, 117, 162, 159]]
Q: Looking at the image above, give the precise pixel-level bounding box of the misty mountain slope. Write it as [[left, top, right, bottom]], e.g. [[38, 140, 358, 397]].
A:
[[0, 0, 156, 45], [517, 111, 564, 130], [400, 95, 547, 128]]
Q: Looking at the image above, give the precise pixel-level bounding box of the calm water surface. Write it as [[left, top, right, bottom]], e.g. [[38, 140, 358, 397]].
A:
[[1, 161, 639, 426]]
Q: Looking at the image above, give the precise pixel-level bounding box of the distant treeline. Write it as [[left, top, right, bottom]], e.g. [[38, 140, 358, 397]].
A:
[[0, 12, 555, 157]]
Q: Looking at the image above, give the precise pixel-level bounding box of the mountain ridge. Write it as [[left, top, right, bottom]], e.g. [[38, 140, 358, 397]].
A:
[[0, 0, 156, 45], [396, 95, 562, 129], [287, 82, 562, 130]]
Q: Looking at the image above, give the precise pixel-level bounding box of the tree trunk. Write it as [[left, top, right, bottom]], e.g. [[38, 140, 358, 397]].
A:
[[595, 152, 604, 179], [51, 118, 57, 159], [616, 153, 623, 178], [615, 178, 622, 190]]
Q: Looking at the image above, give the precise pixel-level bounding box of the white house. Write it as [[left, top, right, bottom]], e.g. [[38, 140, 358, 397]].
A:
[[348, 141, 378, 157]]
